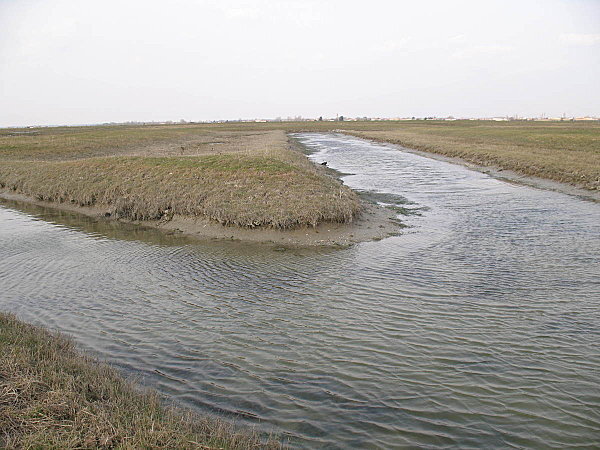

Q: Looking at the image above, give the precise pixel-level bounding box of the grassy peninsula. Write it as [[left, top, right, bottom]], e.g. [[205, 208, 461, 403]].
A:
[[0, 312, 279, 449], [0, 126, 360, 230]]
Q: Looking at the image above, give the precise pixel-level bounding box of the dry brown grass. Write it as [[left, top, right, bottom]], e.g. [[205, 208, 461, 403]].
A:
[[0, 126, 291, 161], [0, 312, 281, 449], [0, 128, 361, 228]]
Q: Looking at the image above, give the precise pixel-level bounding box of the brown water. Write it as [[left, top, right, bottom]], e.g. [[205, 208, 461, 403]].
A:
[[1, 133, 599, 448]]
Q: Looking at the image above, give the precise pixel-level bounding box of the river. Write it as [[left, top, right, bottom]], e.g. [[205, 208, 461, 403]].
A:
[[1, 133, 599, 448]]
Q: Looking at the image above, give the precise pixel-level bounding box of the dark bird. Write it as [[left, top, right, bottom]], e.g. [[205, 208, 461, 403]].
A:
[[320, 161, 327, 166]]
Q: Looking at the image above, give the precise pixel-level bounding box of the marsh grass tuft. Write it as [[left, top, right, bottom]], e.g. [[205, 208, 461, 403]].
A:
[[0, 312, 281, 449]]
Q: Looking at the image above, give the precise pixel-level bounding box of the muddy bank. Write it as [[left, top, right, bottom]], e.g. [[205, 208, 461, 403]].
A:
[[0, 190, 401, 247], [405, 148, 600, 203]]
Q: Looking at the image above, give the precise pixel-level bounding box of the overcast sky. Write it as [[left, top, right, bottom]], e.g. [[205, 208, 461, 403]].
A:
[[1, 0, 599, 126]]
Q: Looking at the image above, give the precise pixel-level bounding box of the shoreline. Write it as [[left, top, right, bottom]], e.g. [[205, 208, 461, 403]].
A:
[[339, 133, 600, 203], [0, 190, 402, 247], [0, 312, 280, 448]]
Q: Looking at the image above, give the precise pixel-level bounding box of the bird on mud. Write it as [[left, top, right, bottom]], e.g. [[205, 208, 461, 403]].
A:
[[320, 161, 327, 166]]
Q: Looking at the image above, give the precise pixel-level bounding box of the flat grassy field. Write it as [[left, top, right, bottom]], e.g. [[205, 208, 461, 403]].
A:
[[0, 126, 361, 228], [0, 312, 280, 449]]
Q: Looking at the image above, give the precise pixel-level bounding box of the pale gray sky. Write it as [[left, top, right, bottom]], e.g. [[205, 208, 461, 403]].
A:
[[1, 0, 599, 126]]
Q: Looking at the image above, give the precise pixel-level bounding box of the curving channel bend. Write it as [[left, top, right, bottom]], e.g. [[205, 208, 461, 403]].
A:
[[1, 133, 599, 448]]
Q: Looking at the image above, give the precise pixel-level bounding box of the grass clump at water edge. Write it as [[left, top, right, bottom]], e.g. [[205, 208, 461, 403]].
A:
[[0, 312, 281, 449]]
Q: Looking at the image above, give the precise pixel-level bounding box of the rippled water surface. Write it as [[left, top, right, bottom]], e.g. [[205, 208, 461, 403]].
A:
[[1, 133, 599, 448]]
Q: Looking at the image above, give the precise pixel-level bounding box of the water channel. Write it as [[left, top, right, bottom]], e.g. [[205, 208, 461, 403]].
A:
[[1, 133, 599, 448]]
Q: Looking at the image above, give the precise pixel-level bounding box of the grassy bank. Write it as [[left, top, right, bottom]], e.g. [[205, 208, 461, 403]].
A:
[[0, 128, 360, 229], [338, 121, 599, 191], [0, 312, 279, 449]]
